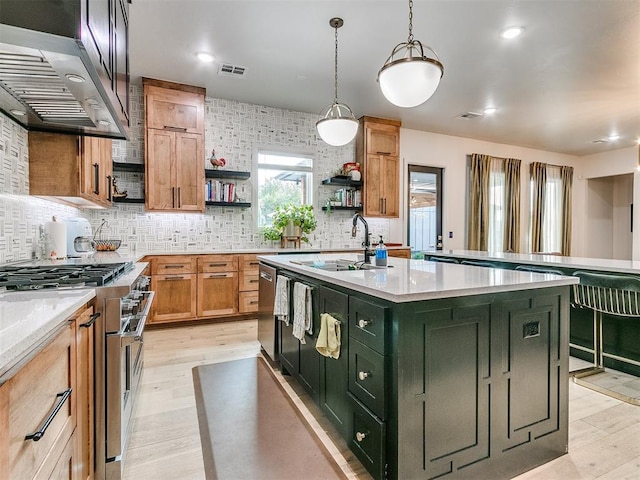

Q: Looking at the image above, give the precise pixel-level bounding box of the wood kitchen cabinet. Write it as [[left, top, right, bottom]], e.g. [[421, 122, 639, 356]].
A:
[[238, 254, 260, 313], [197, 255, 238, 317], [148, 256, 198, 323], [356, 116, 401, 218], [75, 304, 97, 480], [0, 320, 77, 480], [143, 78, 206, 212], [29, 132, 113, 208]]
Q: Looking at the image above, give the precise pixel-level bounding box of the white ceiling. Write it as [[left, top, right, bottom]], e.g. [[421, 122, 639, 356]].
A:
[[129, 0, 640, 157]]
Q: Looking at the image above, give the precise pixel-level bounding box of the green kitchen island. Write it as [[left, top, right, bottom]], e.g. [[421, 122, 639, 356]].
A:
[[258, 253, 578, 480]]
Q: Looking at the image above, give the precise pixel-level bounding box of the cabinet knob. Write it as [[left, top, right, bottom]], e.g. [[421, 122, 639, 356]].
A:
[[355, 431, 367, 442], [358, 319, 370, 329], [358, 371, 370, 381]]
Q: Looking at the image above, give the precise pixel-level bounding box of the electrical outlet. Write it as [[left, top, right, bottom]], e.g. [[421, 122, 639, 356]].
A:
[[449, 231, 453, 238]]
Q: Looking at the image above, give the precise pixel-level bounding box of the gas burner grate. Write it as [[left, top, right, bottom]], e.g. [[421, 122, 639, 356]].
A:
[[0, 262, 132, 290]]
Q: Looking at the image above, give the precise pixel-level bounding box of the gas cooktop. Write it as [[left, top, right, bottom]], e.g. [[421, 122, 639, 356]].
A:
[[0, 262, 133, 290]]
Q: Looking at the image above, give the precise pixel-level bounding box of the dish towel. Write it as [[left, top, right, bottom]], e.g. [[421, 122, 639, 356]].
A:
[[292, 283, 313, 344], [274, 275, 290, 325], [316, 313, 341, 359]]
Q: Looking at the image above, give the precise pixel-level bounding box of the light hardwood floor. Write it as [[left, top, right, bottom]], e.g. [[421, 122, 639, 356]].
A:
[[123, 320, 640, 480]]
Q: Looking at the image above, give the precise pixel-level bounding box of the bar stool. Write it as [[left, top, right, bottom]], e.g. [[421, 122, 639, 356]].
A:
[[460, 260, 495, 268], [427, 256, 459, 264], [514, 265, 565, 276], [571, 270, 640, 405]]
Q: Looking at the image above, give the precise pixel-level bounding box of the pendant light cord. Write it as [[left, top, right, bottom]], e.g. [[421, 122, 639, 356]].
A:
[[408, 0, 414, 43], [333, 23, 339, 103]]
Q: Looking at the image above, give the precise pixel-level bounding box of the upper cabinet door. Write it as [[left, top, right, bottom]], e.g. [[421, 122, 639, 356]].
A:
[[174, 133, 205, 211], [114, 0, 130, 123], [85, 0, 112, 79], [366, 123, 400, 156], [145, 86, 205, 134], [146, 129, 176, 211]]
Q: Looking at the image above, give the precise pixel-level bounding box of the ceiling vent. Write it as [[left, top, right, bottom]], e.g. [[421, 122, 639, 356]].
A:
[[456, 111, 483, 120], [218, 63, 247, 78], [592, 139, 608, 144]]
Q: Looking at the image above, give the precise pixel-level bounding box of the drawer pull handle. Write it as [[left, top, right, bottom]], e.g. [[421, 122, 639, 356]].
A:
[[249, 279, 259, 283], [208, 263, 227, 267], [25, 388, 72, 442], [358, 319, 370, 329], [164, 265, 184, 269], [207, 273, 229, 278], [248, 261, 259, 266], [355, 431, 368, 442], [166, 276, 184, 280], [358, 371, 370, 381], [80, 312, 100, 328], [249, 300, 259, 305]]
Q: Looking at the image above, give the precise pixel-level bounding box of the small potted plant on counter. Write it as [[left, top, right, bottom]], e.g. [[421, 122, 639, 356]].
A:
[[262, 203, 318, 244]]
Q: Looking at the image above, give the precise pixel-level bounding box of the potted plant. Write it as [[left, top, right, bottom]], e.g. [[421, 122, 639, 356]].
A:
[[262, 203, 318, 244]]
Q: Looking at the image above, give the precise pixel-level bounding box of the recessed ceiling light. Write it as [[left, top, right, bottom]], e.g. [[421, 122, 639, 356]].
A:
[[483, 107, 497, 115], [97, 119, 111, 126], [608, 134, 620, 141], [10, 109, 26, 116], [65, 73, 85, 83], [500, 26, 524, 39], [196, 52, 215, 63]]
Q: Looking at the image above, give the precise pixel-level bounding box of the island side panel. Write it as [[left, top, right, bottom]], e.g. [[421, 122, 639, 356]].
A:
[[395, 286, 569, 479]]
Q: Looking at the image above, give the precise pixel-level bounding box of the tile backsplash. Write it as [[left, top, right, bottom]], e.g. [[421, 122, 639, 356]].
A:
[[0, 115, 81, 263], [0, 84, 390, 261]]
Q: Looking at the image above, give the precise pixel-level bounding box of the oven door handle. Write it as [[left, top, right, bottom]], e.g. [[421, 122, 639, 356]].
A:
[[121, 291, 155, 346]]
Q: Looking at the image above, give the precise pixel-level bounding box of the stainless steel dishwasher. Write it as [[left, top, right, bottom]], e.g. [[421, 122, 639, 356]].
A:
[[258, 263, 278, 361]]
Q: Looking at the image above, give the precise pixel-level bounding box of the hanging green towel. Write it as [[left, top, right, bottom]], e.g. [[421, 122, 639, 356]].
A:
[[316, 313, 341, 359]]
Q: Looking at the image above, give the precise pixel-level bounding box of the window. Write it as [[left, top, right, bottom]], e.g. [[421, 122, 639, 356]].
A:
[[257, 151, 313, 227]]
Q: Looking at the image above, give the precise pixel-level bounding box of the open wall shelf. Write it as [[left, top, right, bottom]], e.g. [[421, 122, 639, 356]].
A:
[[113, 161, 145, 172], [205, 170, 251, 180], [206, 201, 251, 208]]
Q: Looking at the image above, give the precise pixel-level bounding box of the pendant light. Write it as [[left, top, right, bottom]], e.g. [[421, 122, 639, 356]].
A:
[[378, 0, 444, 108], [316, 17, 358, 147]]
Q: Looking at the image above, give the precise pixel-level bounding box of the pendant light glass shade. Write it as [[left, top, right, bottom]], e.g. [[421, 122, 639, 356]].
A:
[[317, 102, 358, 147], [378, 0, 444, 108], [316, 17, 358, 147]]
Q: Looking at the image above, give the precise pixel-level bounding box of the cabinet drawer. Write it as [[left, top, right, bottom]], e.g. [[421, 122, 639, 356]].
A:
[[366, 122, 399, 156], [3, 324, 75, 480], [238, 254, 260, 273], [198, 255, 238, 273], [239, 270, 259, 291], [349, 339, 386, 419], [150, 255, 196, 274], [239, 291, 259, 313], [348, 393, 386, 480], [349, 297, 387, 354], [145, 85, 204, 133]]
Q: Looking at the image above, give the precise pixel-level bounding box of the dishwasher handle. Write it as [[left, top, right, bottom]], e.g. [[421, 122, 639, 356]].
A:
[[260, 270, 273, 282]]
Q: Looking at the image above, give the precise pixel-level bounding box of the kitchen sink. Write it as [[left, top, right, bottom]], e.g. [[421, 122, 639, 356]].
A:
[[290, 259, 393, 271]]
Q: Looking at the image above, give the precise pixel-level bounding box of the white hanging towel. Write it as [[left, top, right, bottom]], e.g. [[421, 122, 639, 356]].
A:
[[316, 313, 341, 359], [273, 275, 290, 325], [292, 282, 313, 344]]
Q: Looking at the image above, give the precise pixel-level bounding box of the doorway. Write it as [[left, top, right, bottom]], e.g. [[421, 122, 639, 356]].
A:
[[407, 165, 443, 252]]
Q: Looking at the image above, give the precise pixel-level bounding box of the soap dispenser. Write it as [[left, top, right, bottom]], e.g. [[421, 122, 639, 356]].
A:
[[375, 235, 388, 267]]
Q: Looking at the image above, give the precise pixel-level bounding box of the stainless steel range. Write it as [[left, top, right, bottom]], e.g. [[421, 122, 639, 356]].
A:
[[0, 261, 154, 480]]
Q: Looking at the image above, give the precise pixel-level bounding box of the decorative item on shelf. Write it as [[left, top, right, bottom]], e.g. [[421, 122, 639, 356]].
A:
[[111, 176, 128, 199], [342, 162, 361, 181], [260, 203, 317, 246], [378, 0, 444, 108], [324, 195, 342, 215], [209, 148, 226, 169]]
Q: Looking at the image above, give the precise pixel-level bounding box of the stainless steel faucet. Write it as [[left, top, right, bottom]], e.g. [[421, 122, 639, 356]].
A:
[[352, 213, 374, 263]]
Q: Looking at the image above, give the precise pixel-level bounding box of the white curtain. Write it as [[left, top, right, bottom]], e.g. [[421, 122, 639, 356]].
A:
[[541, 166, 563, 253], [487, 158, 505, 252]]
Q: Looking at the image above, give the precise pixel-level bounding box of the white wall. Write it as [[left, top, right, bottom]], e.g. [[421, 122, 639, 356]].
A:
[[612, 174, 633, 260], [586, 176, 614, 258], [396, 128, 578, 253]]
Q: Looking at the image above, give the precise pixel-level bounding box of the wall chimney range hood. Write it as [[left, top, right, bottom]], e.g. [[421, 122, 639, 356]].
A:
[[0, 1, 130, 139]]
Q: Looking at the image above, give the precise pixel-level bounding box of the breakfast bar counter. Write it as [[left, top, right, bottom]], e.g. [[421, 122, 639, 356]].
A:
[[258, 254, 577, 479]]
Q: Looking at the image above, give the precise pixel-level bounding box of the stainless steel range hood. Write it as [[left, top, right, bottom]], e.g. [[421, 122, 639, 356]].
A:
[[0, 20, 128, 139]]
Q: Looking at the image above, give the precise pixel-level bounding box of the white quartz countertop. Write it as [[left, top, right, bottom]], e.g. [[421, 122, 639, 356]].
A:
[[426, 250, 640, 275], [258, 253, 578, 303], [0, 288, 95, 378]]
